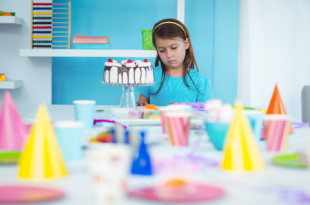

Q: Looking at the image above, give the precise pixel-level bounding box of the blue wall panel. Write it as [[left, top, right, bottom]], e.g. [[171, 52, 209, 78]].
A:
[[213, 0, 240, 104], [186, 0, 215, 92]]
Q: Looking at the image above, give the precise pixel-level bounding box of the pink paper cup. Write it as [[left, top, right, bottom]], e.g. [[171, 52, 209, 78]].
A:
[[165, 112, 192, 147], [160, 105, 191, 135], [262, 114, 290, 152]]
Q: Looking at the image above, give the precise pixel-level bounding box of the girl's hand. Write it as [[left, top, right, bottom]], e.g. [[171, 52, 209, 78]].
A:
[[136, 94, 149, 106]]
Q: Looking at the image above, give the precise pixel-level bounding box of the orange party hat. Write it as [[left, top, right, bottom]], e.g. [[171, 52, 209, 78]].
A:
[[266, 84, 293, 133], [221, 101, 265, 172], [18, 104, 67, 181]]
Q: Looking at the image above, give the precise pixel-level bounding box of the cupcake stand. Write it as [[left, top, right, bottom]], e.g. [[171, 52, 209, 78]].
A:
[[101, 82, 154, 108]]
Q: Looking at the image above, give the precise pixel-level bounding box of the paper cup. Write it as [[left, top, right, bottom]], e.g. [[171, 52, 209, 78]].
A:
[[54, 121, 84, 162], [165, 112, 191, 146], [160, 105, 192, 135], [262, 114, 290, 152], [244, 110, 264, 142], [205, 121, 229, 151], [86, 144, 130, 204], [73, 100, 96, 129]]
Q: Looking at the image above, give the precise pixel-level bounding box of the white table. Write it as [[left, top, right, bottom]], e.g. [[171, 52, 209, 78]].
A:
[[1, 105, 310, 205]]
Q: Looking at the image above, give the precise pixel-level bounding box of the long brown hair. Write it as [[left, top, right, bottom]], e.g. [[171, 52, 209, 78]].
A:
[[151, 18, 200, 95]]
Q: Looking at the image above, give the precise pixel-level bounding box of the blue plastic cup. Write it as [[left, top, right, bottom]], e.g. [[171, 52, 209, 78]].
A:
[[205, 121, 230, 151], [244, 110, 263, 141], [73, 100, 96, 129], [54, 121, 84, 161]]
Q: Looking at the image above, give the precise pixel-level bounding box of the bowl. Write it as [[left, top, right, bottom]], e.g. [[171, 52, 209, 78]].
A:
[[205, 121, 230, 151]]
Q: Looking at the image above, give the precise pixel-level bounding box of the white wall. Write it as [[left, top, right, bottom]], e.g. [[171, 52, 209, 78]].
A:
[[239, 0, 310, 121], [0, 0, 51, 119]]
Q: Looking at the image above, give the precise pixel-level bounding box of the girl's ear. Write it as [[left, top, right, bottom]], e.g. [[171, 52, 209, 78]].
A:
[[184, 38, 190, 49]]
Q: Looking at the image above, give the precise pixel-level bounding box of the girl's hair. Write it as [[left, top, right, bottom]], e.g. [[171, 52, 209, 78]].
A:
[[151, 18, 200, 95]]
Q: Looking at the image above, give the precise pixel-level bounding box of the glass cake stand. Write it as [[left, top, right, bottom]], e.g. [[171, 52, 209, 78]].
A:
[[101, 81, 155, 108]]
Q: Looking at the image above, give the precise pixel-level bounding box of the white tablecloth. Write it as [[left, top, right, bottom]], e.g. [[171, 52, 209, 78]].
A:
[[1, 105, 310, 205]]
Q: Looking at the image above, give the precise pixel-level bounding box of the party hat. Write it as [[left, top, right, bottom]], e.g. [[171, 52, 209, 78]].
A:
[[221, 101, 265, 171], [131, 131, 153, 175], [0, 91, 29, 150], [266, 84, 293, 133], [18, 104, 67, 180]]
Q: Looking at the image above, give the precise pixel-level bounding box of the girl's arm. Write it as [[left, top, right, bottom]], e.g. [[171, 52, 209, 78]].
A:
[[137, 94, 149, 106]]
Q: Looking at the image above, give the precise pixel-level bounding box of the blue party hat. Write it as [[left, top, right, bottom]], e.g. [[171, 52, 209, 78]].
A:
[[130, 130, 153, 175]]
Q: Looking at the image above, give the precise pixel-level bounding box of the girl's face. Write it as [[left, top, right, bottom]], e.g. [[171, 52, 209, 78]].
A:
[[155, 37, 189, 71]]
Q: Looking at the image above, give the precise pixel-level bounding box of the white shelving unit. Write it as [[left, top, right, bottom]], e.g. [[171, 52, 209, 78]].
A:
[[20, 0, 185, 58], [0, 16, 22, 25], [20, 49, 157, 58], [0, 80, 23, 89]]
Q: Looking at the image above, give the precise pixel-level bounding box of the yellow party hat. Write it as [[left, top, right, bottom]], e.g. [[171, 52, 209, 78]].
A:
[[18, 104, 67, 180], [221, 101, 265, 171]]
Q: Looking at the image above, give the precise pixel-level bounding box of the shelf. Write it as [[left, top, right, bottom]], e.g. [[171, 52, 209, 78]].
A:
[[20, 49, 157, 58], [0, 16, 22, 25], [0, 80, 23, 89]]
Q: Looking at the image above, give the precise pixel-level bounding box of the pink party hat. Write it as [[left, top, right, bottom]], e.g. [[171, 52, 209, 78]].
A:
[[0, 91, 28, 150]]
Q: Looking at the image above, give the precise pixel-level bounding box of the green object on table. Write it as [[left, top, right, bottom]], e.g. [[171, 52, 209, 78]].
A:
[[0, 151, 21, 164], [141, 29, 155, 50], [232, 106, 256, 110], [96, 109, 105, 113], [273, 153, 308, 168]]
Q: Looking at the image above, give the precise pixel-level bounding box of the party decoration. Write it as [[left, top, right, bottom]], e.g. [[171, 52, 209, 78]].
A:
[[221, 101, 265, 171], [264, 115, 290, 152], [0, 73, 5, 81], [266, 84, 293, 133], [18, 105, 67, 180], [0, 91, 29, 150], [131, 131, 153, 175]]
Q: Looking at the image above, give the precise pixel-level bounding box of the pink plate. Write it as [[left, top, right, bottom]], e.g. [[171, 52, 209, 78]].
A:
[[0, 185, 65, 204], [129, 182, 225, 203]]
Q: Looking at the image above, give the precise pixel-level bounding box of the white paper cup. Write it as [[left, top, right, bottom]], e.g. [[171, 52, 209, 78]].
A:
[[86, 144, 130, 204]]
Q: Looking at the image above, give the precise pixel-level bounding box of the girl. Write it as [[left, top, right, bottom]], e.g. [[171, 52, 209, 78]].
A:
[[137, 18, 213, 106]]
